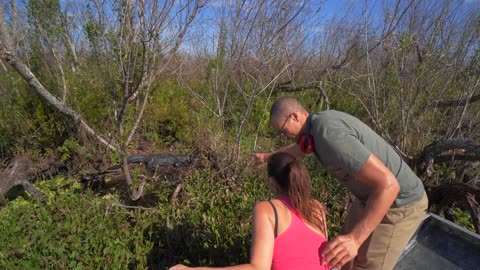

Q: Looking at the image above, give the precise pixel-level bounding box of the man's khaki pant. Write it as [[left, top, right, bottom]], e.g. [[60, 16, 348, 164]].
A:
[[341, 193, 428, 270]]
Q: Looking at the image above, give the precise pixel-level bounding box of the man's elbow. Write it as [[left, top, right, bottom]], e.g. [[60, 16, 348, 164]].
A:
[[386, 175, 400, 197]]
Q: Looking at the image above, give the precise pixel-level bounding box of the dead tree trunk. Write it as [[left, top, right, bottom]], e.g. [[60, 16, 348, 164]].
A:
[[416, 140, 480, 177], [0, 5, 116, 151], [414, 137, 480, 233], [466, 194, 480, 234], [427, 183, 480, 234], [0, 156, 44, 200]]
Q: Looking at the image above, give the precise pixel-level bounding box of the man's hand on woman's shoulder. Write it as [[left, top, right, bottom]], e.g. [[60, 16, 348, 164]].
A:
[[169, 264, 191, 270]]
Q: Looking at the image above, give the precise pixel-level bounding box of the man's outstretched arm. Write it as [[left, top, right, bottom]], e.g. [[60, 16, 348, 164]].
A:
[[251, 143, 305, 164]]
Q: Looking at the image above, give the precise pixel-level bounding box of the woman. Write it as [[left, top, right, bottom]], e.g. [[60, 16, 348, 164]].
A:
[[169, 152, 329, 270]]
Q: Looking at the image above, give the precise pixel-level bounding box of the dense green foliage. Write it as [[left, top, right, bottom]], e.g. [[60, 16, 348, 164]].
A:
[[0, 178, 154, 269]]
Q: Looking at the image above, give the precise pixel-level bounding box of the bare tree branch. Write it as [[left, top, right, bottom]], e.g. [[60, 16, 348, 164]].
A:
[[432, 94, 480, 107], [0, 157, 43, 200], [0, 4, 117, 151], [418, 140, 480, 177], [466, 193, 480, 234], [36, 23, 68, 102]]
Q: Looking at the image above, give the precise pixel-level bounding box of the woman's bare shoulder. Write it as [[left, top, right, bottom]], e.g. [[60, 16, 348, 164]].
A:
[[253, 200, 274, 214]]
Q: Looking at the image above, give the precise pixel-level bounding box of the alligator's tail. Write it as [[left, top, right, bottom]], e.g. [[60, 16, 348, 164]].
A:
[[127, 155, 147, 164]]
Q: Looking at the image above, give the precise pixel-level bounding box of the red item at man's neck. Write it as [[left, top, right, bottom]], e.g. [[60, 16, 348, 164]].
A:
[[298, 134, 314, 154]]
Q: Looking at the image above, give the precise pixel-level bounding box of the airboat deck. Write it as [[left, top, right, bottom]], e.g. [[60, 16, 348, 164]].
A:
[[394, 213, 480, 269]]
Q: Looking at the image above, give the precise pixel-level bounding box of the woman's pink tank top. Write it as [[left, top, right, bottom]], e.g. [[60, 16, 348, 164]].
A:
[[271, 197, 329, 270]]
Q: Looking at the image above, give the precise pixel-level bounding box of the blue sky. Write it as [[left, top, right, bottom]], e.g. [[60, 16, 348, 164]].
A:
[[8, 0, 477, 54], [184, 0, 479, 54]]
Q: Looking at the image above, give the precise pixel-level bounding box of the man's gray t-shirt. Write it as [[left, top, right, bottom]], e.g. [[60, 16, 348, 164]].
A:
[[310, 110, 424, 207]]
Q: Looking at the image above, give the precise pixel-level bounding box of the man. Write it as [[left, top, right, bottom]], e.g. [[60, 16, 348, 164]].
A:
[[252, 96, 428, 270]]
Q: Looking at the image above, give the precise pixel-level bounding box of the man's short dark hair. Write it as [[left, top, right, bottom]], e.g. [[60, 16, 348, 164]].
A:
[[270, 96, 307, 121]]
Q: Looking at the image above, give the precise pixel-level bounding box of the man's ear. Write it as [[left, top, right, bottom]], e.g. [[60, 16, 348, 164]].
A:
[[290, 112, 299, 121]]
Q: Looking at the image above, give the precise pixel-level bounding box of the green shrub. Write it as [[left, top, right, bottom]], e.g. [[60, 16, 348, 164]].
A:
[[0, 177, 155, 269], [150, 170, 271, 268], [451, 207, 476, 232], [57, 137, 81, 161], [141, 79, 197, 148], [0, 71, 74, 156], [0, 169, 271, 269]]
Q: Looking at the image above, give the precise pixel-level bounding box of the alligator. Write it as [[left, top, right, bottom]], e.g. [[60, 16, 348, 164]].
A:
[[127, 154, 193, 171], [104, 154, 194, 172]]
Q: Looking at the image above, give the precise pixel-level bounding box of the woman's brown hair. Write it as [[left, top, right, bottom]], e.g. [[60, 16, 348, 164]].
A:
[[267, 152, 327, 237]]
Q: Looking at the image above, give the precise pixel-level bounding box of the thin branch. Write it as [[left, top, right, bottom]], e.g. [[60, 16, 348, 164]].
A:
[[465, 193, 480, 234], [433, 155, 480, 164], [111, 203, 155, 211], [36, 24, 68, 103], [432, 94, 480, 107], [0, 59, 7, 72], [130, 176, 148, 201], [171, 183, 184, 203], [21, 180, 44, 200], [418, 140, 480, 177], [0, 5, 15, 50], [126, 83, 151, 145]]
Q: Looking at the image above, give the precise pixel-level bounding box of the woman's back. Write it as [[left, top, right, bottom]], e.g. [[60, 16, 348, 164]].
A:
[[269, 198, 329, 270]]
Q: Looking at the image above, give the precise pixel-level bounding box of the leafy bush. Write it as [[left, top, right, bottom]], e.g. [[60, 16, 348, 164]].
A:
[[148, 170, 271, 268], [0, 72, 74, 156], [141, 79, 198, 148], [0, 170, 269, 269], [0, 177, 155, 269]]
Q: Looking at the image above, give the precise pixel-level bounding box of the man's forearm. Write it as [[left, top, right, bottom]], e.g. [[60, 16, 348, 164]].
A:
[[277, 143, 304, 158], [349, 183, 399, 245]]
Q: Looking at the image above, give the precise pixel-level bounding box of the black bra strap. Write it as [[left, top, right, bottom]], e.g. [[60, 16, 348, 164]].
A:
[[268, 200, 278, 238]]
